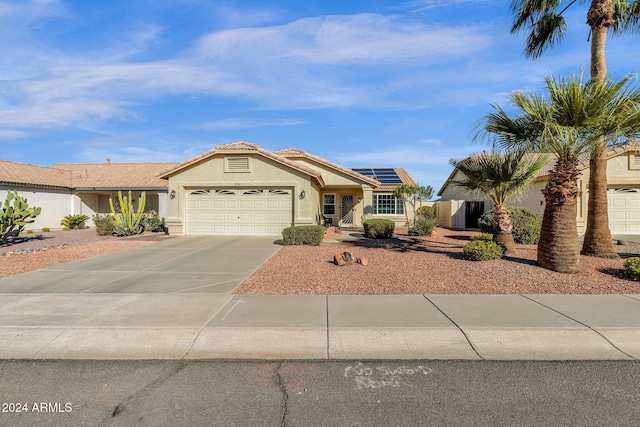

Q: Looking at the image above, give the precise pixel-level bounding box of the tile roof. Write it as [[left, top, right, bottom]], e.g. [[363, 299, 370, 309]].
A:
[[275, 148, 381, 187], [51, 162, 179, 189], [159, 141, 325, 186], [0, 160, 72, 189]]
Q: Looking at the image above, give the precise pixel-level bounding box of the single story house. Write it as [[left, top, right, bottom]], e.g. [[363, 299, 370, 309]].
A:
[[1, 141, 417, 236], [159, 141, 417, 236], [0, 160, 179, 231], [435, 142, 640, 235]]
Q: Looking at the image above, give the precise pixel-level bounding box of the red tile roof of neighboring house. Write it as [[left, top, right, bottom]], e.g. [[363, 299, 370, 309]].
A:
[[51, 162, 179, 189], [0, 160, 72, 189]]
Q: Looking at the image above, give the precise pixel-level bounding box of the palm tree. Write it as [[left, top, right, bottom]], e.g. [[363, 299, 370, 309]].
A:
[[482, 73, 640, 273], [449, 150, 547, 253], [510, 0, 640, 257]]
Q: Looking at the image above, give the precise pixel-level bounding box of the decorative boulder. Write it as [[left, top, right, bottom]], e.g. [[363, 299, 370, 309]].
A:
[[334, 251, 355, 266]]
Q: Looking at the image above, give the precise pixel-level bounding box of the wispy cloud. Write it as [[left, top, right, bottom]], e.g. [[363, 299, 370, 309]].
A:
[[394, 0, 496, 12], [195, 14, 491, 65], [194, 118, 305, 130], [337, 144, 477, 166], [0, 129, 29, 139], [0, 12, 497, 131]]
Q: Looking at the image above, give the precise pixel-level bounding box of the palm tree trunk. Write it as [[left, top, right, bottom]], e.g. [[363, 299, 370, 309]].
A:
[[491, 203, 516, 253], [538, 201, 580, 273], [581, 145, 619, 258], [582, 0, 618, 258], [588, 14, 609, 83], [537, 160, 581, 273]]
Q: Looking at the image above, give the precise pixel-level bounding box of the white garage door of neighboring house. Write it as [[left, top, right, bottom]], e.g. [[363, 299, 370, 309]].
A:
[[186, 188, 293, 236], [608, 188, 640, 234]]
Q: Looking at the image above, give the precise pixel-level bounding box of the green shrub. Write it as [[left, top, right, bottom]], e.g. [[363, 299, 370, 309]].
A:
[[416, 205, 435, 219], [61, 214, 89, 229], [624, 257, 640, 281], [26, 229, 33, 234], [478, 207, 542, 245], [471, 233, 494, 242], [413, 215, 438, 236], [142, 210, 166, 232], [41, 227, 50, 232], [93, 214, 115, 236], [363, 219, 395, 239], [463, 239, 505, 261], [282, 225, 324, 245]]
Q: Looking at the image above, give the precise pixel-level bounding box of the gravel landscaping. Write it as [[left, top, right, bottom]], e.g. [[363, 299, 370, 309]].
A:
[[235, 228, 640, 295], [1, 227, 639, 294]]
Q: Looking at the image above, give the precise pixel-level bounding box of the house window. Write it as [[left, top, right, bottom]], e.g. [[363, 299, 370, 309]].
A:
[[225, 157, 251, 172], [323, 194, 336, 215], [373, 194, 404, 215]]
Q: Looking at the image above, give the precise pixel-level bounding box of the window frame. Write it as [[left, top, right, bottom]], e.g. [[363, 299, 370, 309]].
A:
[[323, 193, 336, 216], [373, 193, 404, 216]]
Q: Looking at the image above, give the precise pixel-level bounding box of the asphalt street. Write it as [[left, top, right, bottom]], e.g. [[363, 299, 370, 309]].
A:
[[0, 360, 639, 426]]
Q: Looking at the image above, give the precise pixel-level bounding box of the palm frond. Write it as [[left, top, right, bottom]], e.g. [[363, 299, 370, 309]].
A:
[[478, 72, 640, 163], [614, 0, 640, 32], [450, 150, 548, 205]]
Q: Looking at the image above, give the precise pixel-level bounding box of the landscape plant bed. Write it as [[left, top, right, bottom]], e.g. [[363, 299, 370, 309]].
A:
[[235, 228, 640, 295]]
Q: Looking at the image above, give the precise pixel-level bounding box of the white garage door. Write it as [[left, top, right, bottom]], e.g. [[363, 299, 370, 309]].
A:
[[186, 188, 293, 236], [608, 188, 640, 234]]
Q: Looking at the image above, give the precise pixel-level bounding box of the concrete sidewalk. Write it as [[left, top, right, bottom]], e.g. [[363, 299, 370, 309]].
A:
[[2, 235, 639, 361], [1, 293, 639, 361]]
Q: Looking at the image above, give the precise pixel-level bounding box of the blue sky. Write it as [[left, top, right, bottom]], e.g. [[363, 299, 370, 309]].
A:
[[2, 0, 640, 192]]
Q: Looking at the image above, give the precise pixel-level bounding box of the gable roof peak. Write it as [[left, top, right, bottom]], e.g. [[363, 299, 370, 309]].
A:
[[216, 141, 261, 151], [275, 148, 306, 156]]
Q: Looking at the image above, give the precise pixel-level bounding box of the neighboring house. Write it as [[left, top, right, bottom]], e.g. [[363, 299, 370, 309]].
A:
[[0, 160, 178, 231], [1, 141, 416, 236], [436, 143, 640, 235], [159, 141, 417, 236]]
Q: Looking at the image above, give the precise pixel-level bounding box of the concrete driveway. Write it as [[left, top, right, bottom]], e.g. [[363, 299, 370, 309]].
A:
[[0, 236, 282, 294]]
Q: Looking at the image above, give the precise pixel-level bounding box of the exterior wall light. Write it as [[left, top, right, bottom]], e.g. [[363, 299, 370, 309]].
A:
[[300, 190, 306, 199], [170, 190, 176, 199]]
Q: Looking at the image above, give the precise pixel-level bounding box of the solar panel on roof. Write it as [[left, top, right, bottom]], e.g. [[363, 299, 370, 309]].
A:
[[351, 168, 403, 185]]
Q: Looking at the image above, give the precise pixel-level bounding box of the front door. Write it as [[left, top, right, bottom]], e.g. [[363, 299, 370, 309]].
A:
[[341, 195, 355, 226]]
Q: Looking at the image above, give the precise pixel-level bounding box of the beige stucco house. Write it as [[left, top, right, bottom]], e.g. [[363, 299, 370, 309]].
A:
[[159, 141, 417, 236], [0, 160, 178, 231], [1, 141, 416, 236], [436, 143, 640, 235]]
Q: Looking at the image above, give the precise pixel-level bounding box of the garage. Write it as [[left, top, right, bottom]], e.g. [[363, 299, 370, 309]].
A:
[[185, 188, 293, 236], [608, 188, 640, 234]]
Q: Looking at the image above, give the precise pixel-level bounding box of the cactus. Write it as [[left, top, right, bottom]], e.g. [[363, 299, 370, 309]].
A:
[[109, 190, 146, 236], [1, 190, 42, 243]]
